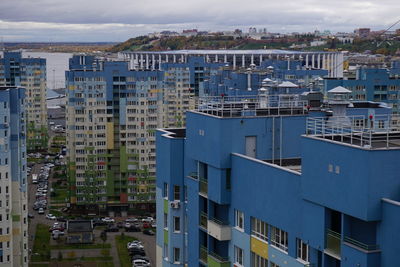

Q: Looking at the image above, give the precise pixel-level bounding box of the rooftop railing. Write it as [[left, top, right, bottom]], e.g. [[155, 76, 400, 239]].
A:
[[195, 95, 308, 118], [306, 114, 400, 149]]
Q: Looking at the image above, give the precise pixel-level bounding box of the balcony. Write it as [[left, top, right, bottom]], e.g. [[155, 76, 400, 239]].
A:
[[325, 229, 341, 259], [187, 171, 198, 180], [199, 178, 208, 196], [207, 218, 231, 241], [200, 246, 208, 265], [199, 211, 208, 230], [344, 236, 380, 252], [208, 251, 230, 267]]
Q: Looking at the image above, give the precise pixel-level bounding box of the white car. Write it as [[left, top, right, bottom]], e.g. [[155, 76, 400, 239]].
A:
[[46, 214, 57, 220], [127, 241, 143, 249], [132, 259, 150, 267], [101, 217, 115, 223], [38, 208, 44, 214], [142, 217, 153, 223]]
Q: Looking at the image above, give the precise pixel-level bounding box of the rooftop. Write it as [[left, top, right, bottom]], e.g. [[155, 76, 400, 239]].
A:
[[195, 95, 308, 118], [306, 115, 400, 149], [67, 220, 93, 233]]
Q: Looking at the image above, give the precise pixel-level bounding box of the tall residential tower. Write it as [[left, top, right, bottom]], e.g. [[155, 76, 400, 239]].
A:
[[0, 52, 47, 151]]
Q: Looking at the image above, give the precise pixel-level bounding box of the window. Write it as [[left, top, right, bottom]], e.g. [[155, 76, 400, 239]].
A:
[[164, 213, 168, 228], [173, 247, 180, 263], [174, 185, 180, 201], [174, 216, 180, 232], [235, 210, 244, 230], [251, 252, 268, 267], [378, 120, 385, 129], [163, 183, 168, 198], [271, 226, 288, 252], [251, 217, 268, 241], [234, 246, 244, 266], [297, 239, 309, 262], [163, 244, 168, 260]]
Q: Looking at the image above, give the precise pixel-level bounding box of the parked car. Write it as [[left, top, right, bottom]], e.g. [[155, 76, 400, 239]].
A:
[[143, 229, 155, 236], [38, 208, 44, 214], [127, 241, 144, 250], [141, 217, 153, 223], [46, 214, 57, 220], [125, 217, 138, 223], [105, 224, 119, 232], [125, 226, 141, 232], [101, 217, 115, 223], [28, 213, 34, 219], [129, 247, 146, 256], [132, 259, 150, 267]]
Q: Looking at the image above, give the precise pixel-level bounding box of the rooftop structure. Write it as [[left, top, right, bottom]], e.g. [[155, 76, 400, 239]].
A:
[[119, 49, 344, 78]]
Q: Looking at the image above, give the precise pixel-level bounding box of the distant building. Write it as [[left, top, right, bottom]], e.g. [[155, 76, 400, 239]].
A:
[[119, 50, 345, 77], [0, 86, 28, 266], [0, 52, 48, 151], [355, 28, 371, 38], [324, 68, 400, 114]]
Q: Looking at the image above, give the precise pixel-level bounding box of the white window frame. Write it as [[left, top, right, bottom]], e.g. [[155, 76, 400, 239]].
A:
[[235, 210, 244, 231], [270, 226, 288, 252], [234, 246, 244, 266], [251, 252, 268, 267], [251, 217, 268, 242], [297, 239, 309, 263]]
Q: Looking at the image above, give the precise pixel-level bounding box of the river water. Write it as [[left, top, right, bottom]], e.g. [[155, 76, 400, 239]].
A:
[[23, 52, 72, 98]]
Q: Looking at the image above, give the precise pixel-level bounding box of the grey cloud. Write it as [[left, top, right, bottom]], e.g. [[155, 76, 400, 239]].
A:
[[0, 0, 399, 41]]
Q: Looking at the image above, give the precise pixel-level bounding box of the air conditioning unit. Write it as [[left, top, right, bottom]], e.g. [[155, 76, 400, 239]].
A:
[[170, 201, 180, 209]]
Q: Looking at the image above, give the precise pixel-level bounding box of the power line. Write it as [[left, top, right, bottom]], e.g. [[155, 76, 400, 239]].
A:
[[331, 18, 400, 74]]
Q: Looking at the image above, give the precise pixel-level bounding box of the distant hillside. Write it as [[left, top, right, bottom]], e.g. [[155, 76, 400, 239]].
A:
[[108, 35, 295, 52], [109, 35, 400, 56]]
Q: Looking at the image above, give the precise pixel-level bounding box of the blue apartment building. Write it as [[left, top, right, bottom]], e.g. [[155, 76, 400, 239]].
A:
[[156, 89, 400, 267], [324, 68, 400, 114], [0, 52, 47, 151], [204, 59, 327, 97], [0, 86, 28, 266]]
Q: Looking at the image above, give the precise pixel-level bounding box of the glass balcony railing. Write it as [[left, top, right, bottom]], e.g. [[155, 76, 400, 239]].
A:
[[200, 211, 208, 229], [200, 246, 208, 264], [210, 217, 229, 226], [208, 251, 230, 267], [344, 236, 380, 251], [326, 229, 341, 258], [199, 178, 208, 195]]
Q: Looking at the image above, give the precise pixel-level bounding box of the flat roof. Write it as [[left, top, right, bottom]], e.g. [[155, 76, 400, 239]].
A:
[[122, 49, 340, 55]]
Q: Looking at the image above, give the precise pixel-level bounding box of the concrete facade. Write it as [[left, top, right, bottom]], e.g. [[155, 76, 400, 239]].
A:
[[0, 52, 48, 151]]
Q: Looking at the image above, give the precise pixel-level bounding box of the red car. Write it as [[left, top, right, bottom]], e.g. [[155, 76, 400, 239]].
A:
[[142, 222, 150, 229]]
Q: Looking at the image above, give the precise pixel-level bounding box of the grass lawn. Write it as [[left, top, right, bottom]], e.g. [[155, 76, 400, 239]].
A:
[[31, 224, 51, 262], [115, 234, 138, 267], [50, 243, 111, 250]]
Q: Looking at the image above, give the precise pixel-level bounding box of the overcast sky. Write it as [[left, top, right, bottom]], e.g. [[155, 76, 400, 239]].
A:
[[0, 0, 399, 42]]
